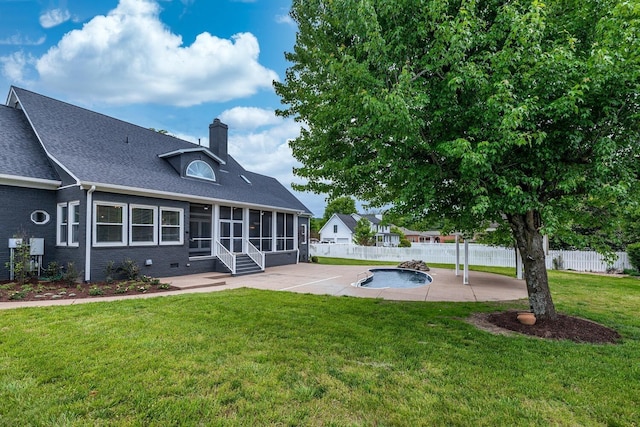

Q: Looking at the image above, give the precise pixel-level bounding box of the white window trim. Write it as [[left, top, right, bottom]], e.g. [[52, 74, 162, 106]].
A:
[[129, 204, 158, 246], [30, 210, 51, 225], [186, 160, 216, 182], [68, 201, 80, 247], [160, 207, 184, 245], [93, 201, 127, 247], [56, 202, 68, 246], [300, 223, 307, 245]]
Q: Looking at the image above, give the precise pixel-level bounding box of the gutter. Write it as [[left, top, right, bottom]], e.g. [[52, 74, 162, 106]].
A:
[[84, 185, 96, 282]]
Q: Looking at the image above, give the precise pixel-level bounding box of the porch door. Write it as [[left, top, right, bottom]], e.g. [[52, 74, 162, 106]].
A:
[[219, 206, 243, 253], [189, 204, 213, 256]]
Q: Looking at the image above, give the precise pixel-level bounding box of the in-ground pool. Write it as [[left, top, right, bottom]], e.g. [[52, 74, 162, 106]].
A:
[[355, 268, 432, 289]]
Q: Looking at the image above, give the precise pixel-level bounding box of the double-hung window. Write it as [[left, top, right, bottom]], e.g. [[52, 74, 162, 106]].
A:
[[69, 201, 80, 247], [160, 207, 183, 245], [57, 201, 80, 246], [57, 203, 68, 246], [130, 205, 157, 245], [94, 202, 127, 246]]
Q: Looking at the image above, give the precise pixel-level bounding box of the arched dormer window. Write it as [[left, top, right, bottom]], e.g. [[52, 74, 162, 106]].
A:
[[186, 160, 216, 182]]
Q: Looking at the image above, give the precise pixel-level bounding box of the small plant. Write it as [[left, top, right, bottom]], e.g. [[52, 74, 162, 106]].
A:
[[118, 259, 140, 281], [104, 261, 116, 284], [136, 284, 149, 293], [158, 283, 171, 290], [5, 232, 32, 286], [311, 256, 319, 263], [114, 284, 129, 294], [89, 285, 104, 296], [8, 290, 27, 300], [43, 261, 63, 280], [62, 262, 80, 285]]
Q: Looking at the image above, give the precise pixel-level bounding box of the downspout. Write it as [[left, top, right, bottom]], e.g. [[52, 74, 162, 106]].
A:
[[84, 185, 96, 282]]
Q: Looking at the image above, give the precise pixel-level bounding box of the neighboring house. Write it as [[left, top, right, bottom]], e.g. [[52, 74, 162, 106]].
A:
[[0, 86, 312, 281], [399, 227, 442, 243], [319, 213, 399, 246]]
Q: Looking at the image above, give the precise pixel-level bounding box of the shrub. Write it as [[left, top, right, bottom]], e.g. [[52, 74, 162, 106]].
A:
[[43, 261, 62, 280], [627, 243, 640, 271], [89, 285, 104, 296], [104, 261, 116, 283], [62, 262, 80, 285], [311, 256, 319, 263], [118, 259, 140, 280]]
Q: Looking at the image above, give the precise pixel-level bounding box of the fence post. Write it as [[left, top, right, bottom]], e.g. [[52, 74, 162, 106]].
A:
[[463, 239, 469, 285], [455, 235, 460, 277]]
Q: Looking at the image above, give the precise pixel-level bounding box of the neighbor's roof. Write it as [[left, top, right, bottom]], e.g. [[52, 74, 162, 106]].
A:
[[335, 213, 359, 232], [7, 86, 311, 214]]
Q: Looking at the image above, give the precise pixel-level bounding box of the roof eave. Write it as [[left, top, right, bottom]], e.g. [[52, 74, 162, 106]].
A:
[[0, 174, 61, 190]]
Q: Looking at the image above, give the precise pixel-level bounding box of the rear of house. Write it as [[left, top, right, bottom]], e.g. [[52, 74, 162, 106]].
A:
[[0, 87, 312, 281]]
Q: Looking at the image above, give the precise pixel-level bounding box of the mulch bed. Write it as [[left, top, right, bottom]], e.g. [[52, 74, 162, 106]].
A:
[[0, 278, 179, 302], [485, 310, 622, 344]]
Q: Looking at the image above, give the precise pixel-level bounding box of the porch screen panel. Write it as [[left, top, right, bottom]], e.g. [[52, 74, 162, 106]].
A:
[[261, 212, 272, 251], [249, 210, 260, 249]]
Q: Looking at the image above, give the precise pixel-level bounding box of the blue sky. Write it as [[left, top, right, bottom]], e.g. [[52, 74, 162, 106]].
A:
[[0, 0, 329, 216]]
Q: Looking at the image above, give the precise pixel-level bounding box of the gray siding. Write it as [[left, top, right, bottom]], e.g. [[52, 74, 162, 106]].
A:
[[0, 185, 57, 280], [88, 192, 193, 281], [266, 250, 299, 268], [298, 216, 310, 263]]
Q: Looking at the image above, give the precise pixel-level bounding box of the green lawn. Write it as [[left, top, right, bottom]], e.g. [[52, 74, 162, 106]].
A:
[[1, 268, 639, 426]]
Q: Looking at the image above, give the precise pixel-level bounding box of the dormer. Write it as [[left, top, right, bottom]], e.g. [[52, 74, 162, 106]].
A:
[[159, 146, 225, 183], [158, 118, 229, 183]]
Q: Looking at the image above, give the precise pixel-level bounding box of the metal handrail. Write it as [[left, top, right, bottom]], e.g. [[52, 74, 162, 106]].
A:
[[215, 240, 236, 274], [245, 239, 265, 271]]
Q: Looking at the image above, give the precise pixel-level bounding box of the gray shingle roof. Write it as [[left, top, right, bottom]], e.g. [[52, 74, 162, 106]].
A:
[[336, 213, 359, 232], [9, 87, 311, 214], [0, 103, 60, 182]]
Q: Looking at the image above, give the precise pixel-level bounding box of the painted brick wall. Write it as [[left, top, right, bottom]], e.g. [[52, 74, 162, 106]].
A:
[[0, 185, 57, 280]]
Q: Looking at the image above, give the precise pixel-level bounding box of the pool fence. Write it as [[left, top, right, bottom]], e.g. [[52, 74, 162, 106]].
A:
[[310, 243, 632, 273]]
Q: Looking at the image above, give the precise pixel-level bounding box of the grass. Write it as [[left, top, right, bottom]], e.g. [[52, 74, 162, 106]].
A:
[[0, 267, 639, 425]]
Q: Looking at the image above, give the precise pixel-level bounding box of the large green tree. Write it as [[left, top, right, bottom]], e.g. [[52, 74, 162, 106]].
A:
[[276, 0, 640, 319], [322, 196, 357, 223]]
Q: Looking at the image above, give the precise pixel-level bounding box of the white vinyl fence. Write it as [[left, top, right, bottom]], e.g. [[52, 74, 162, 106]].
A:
[[310, 243, 632, 273]]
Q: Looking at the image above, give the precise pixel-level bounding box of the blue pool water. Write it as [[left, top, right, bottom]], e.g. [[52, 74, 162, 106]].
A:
[[358, 268, 432, 289]]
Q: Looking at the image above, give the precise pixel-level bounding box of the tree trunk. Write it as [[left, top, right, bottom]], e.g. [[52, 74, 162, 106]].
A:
[[506, 210, 557, 320]]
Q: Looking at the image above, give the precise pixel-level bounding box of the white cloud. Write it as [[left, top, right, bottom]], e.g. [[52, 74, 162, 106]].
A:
[[39, 8, 71, 28], [275, 14, 294, 26], [0, 34, 46, 46], [0, 51, 35, 83], [35, 0, 279, 106], [219, 107, 281, 130]]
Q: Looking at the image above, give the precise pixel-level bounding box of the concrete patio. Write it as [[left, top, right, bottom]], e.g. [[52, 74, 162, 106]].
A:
[[0, 263, 528, 310], [164, 263, 528, 302]]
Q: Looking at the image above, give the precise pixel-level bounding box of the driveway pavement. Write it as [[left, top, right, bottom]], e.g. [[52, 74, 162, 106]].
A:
[[0, 263, 528, 310]]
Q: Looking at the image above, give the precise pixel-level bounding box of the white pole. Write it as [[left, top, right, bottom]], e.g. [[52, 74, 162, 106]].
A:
[[516, 247, 524, 280], [463, 239, 469, 285], [455, 234, 460, 276]]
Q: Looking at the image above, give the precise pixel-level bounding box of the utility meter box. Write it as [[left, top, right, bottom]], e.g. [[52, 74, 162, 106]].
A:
[[30, 238, 45, 256], [8, 238, 22, 248]]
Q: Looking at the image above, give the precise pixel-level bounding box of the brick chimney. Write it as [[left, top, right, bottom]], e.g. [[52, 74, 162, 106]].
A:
[[209, 118, 228, 163]]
